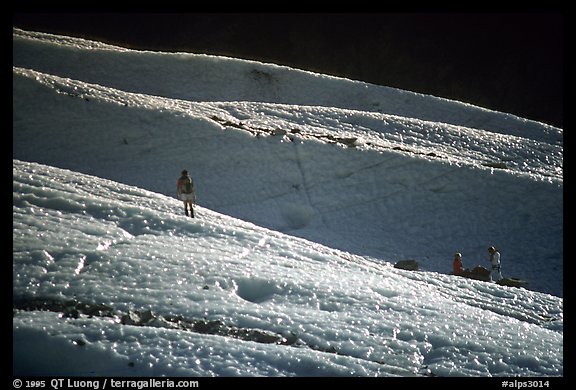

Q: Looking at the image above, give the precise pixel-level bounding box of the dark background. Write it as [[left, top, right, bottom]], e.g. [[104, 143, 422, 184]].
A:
[[13, 13, 563, 128]]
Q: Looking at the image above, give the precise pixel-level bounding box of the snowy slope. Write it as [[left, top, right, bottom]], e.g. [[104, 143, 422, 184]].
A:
[[12, 64, 563, 297], [12, 27, 563, 377], [13, 27, 562, 138], [12, 28, 563, 297], [13, 160, 563, 377]]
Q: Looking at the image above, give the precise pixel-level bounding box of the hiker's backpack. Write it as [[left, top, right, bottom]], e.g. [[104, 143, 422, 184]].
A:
[[182, 176, 193, 194]]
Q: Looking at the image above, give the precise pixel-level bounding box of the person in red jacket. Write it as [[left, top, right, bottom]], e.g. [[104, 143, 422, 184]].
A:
[[177, 169, 196, 217], [453, 252, 465, 276]]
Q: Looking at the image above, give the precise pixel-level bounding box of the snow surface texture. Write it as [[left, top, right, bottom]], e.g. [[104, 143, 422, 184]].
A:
[[13, 160, 562, 377], [13, 28, 563, 376]]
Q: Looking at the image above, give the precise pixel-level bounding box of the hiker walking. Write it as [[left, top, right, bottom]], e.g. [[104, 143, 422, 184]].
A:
[[488, 246, 503, 282], [177, 169, 196, 217]]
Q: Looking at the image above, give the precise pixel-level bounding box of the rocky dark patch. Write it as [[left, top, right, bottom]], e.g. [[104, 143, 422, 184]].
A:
[[394, 259, 419, 271], [13, 296, 437, 376]]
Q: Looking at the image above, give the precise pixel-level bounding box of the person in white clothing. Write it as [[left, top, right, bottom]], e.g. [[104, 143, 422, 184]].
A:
[[488, 246, 503, 282]]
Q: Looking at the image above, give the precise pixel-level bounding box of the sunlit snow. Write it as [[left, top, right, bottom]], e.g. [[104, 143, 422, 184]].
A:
[[13, 28, 562, 377]]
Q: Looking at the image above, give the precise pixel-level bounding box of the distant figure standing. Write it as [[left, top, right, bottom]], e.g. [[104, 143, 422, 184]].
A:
[[452, 252, 466, 276], [488, 246, 503, 282], [177, 169, 196, 217]]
